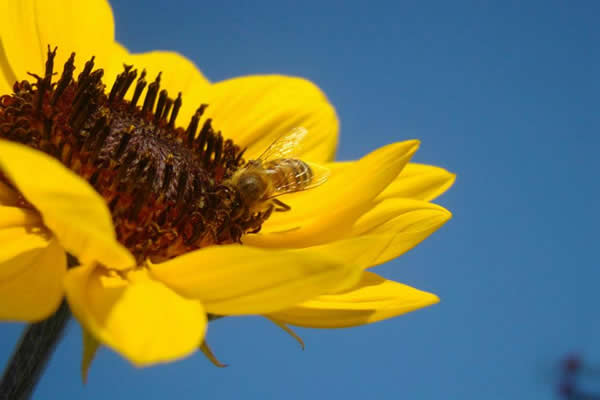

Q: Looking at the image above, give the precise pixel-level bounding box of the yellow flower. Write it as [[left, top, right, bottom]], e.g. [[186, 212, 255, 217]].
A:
[[0, 0, 454, 371]]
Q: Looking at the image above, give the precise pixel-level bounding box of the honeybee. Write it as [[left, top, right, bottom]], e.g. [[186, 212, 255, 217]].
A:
[[226, 127, 330, 217]]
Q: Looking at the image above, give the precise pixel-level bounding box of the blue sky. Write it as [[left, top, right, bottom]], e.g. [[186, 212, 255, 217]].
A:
[[1, 1, 599, 399]]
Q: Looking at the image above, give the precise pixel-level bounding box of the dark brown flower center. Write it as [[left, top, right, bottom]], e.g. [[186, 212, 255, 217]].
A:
[[0, 47, 270, 264]]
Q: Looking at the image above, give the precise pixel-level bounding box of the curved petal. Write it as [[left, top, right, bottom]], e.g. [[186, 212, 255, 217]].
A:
[[202, 75, 339, 162], [278, 209, 447, 271], [359, 204, 451, 267], [377, 163, 456, 202], [351, 198, 450, 236], [269, 271, 439, 328], [149, 244, 362, 315], [0, 231, 66, 322], [0, 140, 134, 269], [244, 140, 420, 248], [64, 265, 207, 367], [104, 43, 211, 125], [0, 0, 115, 84]]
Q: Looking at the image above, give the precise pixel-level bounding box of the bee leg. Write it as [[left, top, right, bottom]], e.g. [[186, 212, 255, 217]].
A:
[[232, 226, 243, 243], [272, 198, 291, 212], [185, 215, 206, 245], [248, 225, 262, 234], [263, 204, 274, 220], [208, 225, 220, 244], [247, 217, 264, 234], [247, 204, 273, 234]]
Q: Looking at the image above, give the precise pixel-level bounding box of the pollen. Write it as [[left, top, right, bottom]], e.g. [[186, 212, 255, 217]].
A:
[[0, 47, 270, 263]]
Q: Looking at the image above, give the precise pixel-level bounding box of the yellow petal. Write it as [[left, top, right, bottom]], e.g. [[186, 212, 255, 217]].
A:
[[351, 198, 450, 236], [377, 163, 456, 202], [81, 328, 100, 383], [0, 0, 43, 86], [269, 271, 439, 328], [244, 140, 420, 248], [0, 61, 11, 96], [149, 244, 362, 315], [64, 265, 207, 367], [105, 43, 211, 124], [247, 204, 449, 275], [202, 75, 339, 162], [0, 0, 115, 84], [0, 178, 64, 321], [0, 140, 134, 269], [0, 231, 65, 322], [361, 205, 452, 267], [296, 202, 450, 269]]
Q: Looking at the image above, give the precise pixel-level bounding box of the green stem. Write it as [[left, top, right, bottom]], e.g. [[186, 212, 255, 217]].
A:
[[0, 301, 71, 400]]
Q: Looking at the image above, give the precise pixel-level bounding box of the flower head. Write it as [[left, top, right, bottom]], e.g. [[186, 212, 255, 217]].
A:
[[0, 0, 454, 374]]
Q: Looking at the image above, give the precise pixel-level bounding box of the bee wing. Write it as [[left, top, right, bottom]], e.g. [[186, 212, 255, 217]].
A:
[[256, 127, 308, 162], [302, 161, 330, 190], [268, 161, 330, 198]]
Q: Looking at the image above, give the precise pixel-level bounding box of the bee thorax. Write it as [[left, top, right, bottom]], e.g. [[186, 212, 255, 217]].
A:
[[235, 170, 270, 205]]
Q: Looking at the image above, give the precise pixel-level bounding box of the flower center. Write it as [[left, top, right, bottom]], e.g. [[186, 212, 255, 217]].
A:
[[0, 47, 271, 263]]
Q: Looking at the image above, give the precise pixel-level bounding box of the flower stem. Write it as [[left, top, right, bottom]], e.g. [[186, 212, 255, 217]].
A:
[[0, 301, 71, 400]]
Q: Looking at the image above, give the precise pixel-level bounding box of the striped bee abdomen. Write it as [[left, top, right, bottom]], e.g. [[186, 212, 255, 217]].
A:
[[263, 158, 314, 194]]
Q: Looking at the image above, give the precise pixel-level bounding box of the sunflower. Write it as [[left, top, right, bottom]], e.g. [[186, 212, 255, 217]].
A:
[[0, 0, 454, 373]]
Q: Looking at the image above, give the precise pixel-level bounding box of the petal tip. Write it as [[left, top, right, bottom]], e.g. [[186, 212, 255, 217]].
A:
[[447, 171, 457, 182], [428, 293, 441, 306], [407, 138, 421, 149], [442, 209, 453, 222], [402, 139, 420, 161], [399, 139, 421, 157], [429, 206, 453, 226]]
